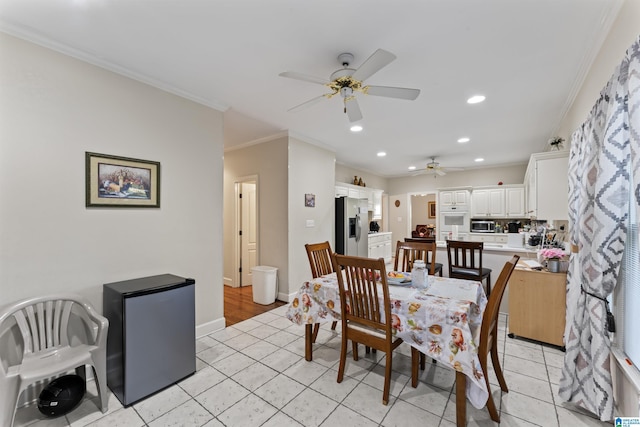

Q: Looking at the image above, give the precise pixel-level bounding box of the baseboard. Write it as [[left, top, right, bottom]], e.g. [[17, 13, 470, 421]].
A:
[[278, 291, 297, 303], [196, 317, 226, 338]]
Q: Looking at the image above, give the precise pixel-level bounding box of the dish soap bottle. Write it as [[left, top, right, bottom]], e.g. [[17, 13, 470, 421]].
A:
[[412, 260, 427, 289]]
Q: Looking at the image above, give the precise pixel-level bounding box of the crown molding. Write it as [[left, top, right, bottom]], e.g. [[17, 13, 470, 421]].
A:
[[0, 21, 229, 112]]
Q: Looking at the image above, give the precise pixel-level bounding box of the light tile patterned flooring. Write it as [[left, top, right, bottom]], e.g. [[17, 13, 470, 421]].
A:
[[14, 306, 611, 427]]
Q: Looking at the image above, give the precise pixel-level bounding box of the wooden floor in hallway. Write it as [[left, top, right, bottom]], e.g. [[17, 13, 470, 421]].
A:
[[224, 284, 286, 326]]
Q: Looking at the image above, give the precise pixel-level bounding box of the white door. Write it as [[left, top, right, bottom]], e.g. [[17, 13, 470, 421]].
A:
[[241, 182, 257, 286]]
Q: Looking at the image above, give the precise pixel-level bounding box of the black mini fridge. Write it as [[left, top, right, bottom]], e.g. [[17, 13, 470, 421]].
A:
[[103, 274, 196, 406]]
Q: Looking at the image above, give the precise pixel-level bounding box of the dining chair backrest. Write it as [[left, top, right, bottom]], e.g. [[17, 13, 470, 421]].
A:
[[394, 240, 436, 275], [331, 254, 392, 336], [480, 255, 519, 350], [446, 240, 483, 273], [477, 255, 519, 422], [305, 241, 334, 278]]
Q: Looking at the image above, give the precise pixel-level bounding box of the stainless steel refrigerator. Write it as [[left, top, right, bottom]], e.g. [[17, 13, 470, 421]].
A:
[[335, 196, 368, 257]]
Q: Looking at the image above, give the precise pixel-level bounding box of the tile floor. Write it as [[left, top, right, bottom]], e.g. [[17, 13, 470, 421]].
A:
[[14, 306, 612, 427]]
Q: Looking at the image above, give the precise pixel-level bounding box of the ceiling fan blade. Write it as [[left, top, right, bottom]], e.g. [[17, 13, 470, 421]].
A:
[[443, 167, 464, 172], [287, 94, 327, 112], [351, 49, 396, 82], [279, 71, 329, 85], [345, 98, 363, 122], [435, 169, 447, 176], [366, 85, 420, 100]]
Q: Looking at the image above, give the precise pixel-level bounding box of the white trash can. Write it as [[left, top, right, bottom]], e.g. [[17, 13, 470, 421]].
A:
[[251, 266, 278, 305]]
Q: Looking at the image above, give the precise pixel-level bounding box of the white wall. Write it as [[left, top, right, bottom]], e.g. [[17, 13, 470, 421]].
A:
[[335, 163, 389, 192], [223, 137, 288, 289], [288, 138, 336, 296], [558, 0, 640, 138], [387, 163, 526, 195], [0, 34, 224, 333]]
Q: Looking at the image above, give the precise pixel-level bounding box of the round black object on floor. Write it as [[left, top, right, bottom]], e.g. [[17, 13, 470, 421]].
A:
[[38, 374, 86, 417]]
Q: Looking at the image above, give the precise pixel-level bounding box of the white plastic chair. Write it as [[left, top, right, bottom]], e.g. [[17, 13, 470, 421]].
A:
[[0, 294, 109, 426]]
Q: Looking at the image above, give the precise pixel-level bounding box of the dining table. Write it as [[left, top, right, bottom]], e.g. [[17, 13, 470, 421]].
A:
[[285, 272, 488, 427]]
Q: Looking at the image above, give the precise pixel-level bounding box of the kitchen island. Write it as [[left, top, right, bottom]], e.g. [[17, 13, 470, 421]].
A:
[[434, 241, 538, 313]]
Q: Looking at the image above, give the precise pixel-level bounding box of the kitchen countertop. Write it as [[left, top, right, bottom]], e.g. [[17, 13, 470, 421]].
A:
[[435, 241, 538, 254]]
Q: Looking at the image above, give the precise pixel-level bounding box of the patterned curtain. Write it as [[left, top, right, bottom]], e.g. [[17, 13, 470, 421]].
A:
[[559, 36, 640, 421]]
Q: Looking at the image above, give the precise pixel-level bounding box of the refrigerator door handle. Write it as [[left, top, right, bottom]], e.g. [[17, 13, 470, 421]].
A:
[[355, 214, 361, 242]]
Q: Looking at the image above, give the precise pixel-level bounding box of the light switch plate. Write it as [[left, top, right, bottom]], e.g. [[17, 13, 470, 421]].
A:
[[306, 219, 315, 227]]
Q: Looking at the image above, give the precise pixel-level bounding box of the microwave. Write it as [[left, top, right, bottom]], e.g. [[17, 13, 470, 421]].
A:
[[471, 219, 495, 233]]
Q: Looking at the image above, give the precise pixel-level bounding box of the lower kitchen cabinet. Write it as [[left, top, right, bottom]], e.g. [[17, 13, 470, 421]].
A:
[[508, 268, 566, 347], [368, 232, 392, 264]]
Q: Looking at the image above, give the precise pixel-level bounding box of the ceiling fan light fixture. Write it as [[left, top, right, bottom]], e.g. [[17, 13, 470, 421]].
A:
[[350, 125, 363, 132], [467, 95, 486, 104], [457, 137, 470, 143]]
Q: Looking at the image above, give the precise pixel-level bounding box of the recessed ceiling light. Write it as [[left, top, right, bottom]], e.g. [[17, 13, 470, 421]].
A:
[[475, 158, 484, 162], [457, 137, 470, 143], [377, 152, 386, 157], [350, 125, 363, 132], [467, 95, 486, 104], [408, 166, 417, 171]]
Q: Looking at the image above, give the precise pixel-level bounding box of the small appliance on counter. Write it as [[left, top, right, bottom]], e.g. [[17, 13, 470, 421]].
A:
[[369, 221, 380, 233], [507, 221, 521, 233], [507, 233, 524, 248], [470, 219, 495, 233]]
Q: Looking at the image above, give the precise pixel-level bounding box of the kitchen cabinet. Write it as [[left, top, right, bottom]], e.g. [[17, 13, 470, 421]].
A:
[[505, 186, 526, 217], [371, 190, 383, 220], [468, 234, 510, 244], [441, 232, 469, 241], [368, 232, 392, 264], [524, 151, 569, 220], [439, 189, 470, 209], [336, 182, 382, 213], [470, 185, 524, 218], [508, 267, 566, 347], [335, 185, 348, 197], [471, 188, 505, 217]]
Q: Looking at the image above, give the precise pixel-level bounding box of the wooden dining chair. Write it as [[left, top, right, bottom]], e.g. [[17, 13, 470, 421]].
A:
[[446, 240, 492, 295], [394, 240, 436, 276], [305, 241, 338, 342], [478, 255, 519, 422], [410, 255, 519, 425], [331, 253, 418, 405], [403, 238, 442, 276]]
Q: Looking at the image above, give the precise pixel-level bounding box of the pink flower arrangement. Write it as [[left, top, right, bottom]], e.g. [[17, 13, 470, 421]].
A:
[[539, 247, 565, 260]]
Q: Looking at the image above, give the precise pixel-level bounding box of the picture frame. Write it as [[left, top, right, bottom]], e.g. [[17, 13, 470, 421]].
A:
[[85, 152, 160, 208], [304, 193, 315, 207], [428, 201, 436, 218]]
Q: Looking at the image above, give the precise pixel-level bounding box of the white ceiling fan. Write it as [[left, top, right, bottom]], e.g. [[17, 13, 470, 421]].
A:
[[279, 49, 420, 122], [413, 157, 464, 176]]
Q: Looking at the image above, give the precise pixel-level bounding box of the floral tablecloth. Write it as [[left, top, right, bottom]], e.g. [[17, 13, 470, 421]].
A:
[[286, 274, 489, 409]]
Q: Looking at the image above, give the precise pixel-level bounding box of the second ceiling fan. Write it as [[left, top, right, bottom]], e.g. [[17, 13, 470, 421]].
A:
[[279, 49, 420, 122]]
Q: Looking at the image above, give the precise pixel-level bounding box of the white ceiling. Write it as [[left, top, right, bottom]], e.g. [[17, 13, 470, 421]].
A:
[[0, 0, 620, 177]]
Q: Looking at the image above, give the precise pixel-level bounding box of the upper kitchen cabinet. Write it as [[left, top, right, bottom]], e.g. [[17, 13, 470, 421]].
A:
[[470, 188, 505, 217], [524, 151, 569, 221], [439, 189, 470, 210], [371, 190, 383, 220], [335, 184, 348, 197], [471, 185, 525, 218], [505, 186, 526, 217]]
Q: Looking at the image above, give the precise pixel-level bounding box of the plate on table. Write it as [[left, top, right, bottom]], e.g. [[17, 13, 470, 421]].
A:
[[387, 272, 411, 286]]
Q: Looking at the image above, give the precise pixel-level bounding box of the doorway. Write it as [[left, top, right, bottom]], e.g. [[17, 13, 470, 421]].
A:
[[409, 192, 437, 237], [234, 177, 258, 287]]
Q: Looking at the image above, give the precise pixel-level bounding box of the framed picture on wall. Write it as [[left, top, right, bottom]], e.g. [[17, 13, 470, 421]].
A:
[[428, 201, 436, 218], [305, 193, 315, 207], [86, 152, 160, 208]]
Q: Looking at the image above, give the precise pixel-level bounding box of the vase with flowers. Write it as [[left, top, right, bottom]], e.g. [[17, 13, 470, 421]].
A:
[[538, 247, 566, 272]]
